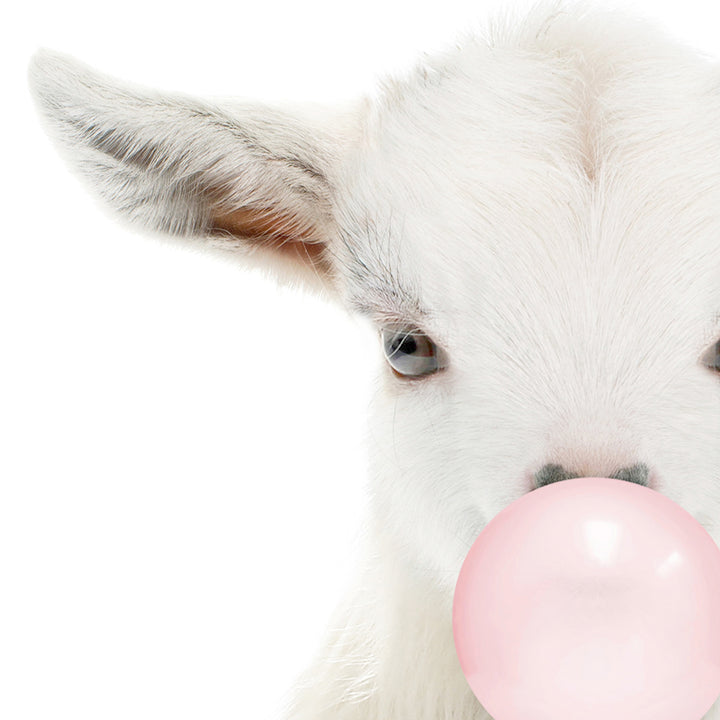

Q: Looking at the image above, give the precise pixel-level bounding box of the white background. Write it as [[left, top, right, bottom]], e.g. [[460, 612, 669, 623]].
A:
[[3, 1, 720, 718]]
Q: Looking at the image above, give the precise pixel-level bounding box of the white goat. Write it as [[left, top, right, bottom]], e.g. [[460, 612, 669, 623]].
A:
[[28, 1, 720, 717]]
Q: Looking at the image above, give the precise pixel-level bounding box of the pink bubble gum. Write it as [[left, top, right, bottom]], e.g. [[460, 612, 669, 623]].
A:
[[453, 477, 720, 720]]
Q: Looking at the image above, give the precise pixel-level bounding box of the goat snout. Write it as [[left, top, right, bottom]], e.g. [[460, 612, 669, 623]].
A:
[[534, 463, 650, 489]]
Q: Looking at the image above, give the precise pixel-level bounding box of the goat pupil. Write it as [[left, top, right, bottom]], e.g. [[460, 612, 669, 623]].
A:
[[395, 336, 417, 355]]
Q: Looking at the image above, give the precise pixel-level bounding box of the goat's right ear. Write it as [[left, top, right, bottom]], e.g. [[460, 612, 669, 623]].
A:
[[28, 49, 360, 298]]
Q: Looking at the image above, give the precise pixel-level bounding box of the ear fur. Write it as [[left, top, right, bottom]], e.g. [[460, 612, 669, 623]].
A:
[[28, 49, 357, 297]]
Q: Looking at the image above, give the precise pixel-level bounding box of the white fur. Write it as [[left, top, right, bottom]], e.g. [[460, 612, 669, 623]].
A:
[[28, 1, 720, 717]]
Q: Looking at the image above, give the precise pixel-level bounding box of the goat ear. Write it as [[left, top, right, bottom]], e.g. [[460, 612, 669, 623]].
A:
[[28, 49, 355, 298]]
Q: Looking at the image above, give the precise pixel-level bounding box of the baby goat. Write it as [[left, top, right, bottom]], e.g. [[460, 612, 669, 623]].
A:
[[29, 2, 720, 717]]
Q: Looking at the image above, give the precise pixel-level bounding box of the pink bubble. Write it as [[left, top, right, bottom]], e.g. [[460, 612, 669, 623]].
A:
[[453, 477, 720, 720]]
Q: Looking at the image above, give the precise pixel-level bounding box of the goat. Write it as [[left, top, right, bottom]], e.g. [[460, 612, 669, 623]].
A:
[[29, 2, 720, 717]]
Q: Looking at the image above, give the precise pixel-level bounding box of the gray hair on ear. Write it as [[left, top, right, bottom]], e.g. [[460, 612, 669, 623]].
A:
[[28, 49, 361, 296]]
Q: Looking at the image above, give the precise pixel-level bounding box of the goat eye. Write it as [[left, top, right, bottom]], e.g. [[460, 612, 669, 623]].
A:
[[381, 327, 448, 378], [700, 339, 720, 374]]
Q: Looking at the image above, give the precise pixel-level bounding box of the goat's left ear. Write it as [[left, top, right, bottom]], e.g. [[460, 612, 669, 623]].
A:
[[29, 50, 359, 298]]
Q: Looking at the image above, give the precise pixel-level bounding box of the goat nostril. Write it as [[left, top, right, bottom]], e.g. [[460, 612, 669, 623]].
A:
[[534, 463, 580, 489], [533, 462, 651, 489], [609, 463, 650, 486]]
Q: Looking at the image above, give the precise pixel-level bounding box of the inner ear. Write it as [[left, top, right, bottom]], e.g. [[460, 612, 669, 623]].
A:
[[210, 205, 333, 277]]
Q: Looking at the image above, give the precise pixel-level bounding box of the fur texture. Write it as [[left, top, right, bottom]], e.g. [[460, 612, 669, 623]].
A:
[[28, 1, 720, 717]]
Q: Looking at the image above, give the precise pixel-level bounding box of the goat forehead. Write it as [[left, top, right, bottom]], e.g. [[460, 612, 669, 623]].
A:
[[338, 153, 720, 338], [335, 37, 720, 341]]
